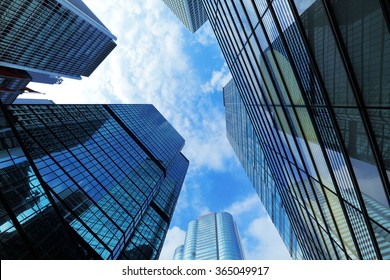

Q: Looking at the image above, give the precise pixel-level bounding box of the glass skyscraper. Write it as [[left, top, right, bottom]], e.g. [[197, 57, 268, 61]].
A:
[[162, 0, 208, 33], [0, 66, 32, 104], [173, 212, 244, 260], [224, 79, 302, 259], [204, 0, 390, 259], [0, 104, 189, 259], [0, 0, 116, 80]]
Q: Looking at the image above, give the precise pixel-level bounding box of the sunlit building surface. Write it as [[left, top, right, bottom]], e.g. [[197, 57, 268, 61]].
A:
[[224, 79, 302, 259], [0, 104, 188, 259], [173, 245, 184, 260], [162, 0, 208, 33], [0, 0, 116, 80], [205, 0, 390, 259], [173, 212, 244, 260]]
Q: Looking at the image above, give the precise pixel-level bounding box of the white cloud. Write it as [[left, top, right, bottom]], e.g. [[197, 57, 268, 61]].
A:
[[242, 216, 291, 260], [183, 108, 236, 172], [23, 0, 292, 261], [224, 194, 261, 217], [24, 0, 235, 172], [201, 63, 232, 94], [224, 194, 292, 260], [159, 226, 186, 260], [193, 22, 217, 46], [168, 193, 292, 260], [174, 180, 211, 224]]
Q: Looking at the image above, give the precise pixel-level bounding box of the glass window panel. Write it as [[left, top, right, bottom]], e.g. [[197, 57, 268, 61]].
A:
[[370, 218, 390, 260], [242, 0, 259, 28], [367, 109, 390, 179], [330, 0, 390, 107], [334, 107, 389, 208], [344, 203, 377, 259], [254, 0, 268, 17], [297, 0, 357, 106]]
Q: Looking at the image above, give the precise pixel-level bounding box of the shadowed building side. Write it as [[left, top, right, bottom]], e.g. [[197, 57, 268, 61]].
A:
[[0, 104, 188, 259]]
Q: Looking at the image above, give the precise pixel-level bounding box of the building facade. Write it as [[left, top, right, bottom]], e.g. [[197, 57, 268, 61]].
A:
[[162, 0, 208, 33], [173, 245, 184, 260], [0, 104, 188, 259], [173, 212, 244, 260], [224, 79, 302, 259], [0, 66, 32, 104], [204, 0, 390, 259], [0, 0, 116, 80]]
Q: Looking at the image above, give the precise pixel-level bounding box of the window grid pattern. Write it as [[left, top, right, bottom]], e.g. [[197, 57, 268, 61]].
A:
[[174, 212, 244, 260], [0, 104, 188, 259], [109, 104, 185, 169], [0, 0, 116, 78], [162, 0, 208, 33], [203, 0, 390, 259], [0, 109, 92, 259], [0, 66, 31, 104], [224, 79, 302, 259]]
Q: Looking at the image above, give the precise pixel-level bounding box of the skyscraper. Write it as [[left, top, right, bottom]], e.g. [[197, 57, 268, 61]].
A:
[[0, 66, 32, 104], [173, 212, 244, 260], [224, 79, 302, 259], [0, 104, 189, 259], [0, 0, 116, 81], [162, 0, 208, 33], [204, 0, 390, 259]]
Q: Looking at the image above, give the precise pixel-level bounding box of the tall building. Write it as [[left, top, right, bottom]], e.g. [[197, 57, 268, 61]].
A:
[[204, 0, 390, 259], [0, 0, 116, 81], [162, 0, 208, 33], [0, 104, 189, 259], [0, 66, 32, 104], [173, 245, 184, 260], [224, 79, 302, 259], [173, 212, 244, 260]]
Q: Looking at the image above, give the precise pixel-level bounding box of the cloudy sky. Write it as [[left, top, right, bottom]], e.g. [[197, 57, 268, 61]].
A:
[[23, 0, 291, 260]]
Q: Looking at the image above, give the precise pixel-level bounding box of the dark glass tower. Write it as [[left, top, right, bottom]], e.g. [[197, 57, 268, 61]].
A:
[[0, 0, 116, 80], [173, 212, 244, 260], [0, 66, 32, 104], [203, 0, 390, 259], [0, 104, 188, 259]]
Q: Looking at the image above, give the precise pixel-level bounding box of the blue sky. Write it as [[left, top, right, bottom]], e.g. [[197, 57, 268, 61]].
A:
[[22, 0, 291, 260]]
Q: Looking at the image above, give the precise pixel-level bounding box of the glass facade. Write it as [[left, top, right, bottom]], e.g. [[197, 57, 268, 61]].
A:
[[0, 66, 31, 104], [203, 0, 390, 259], [224, 79, 302, 259], [162, 0, 208, 33], [0, 0, 116, 80], [173, 212, 244, 260], [0, 104, 189, 259], [173, 245, 184, 260]]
